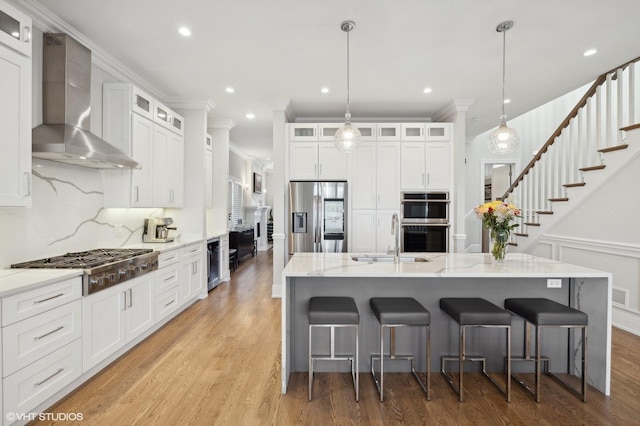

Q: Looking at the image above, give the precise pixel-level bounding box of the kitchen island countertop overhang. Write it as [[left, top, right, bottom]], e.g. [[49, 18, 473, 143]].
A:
[[281, 253, 612, 396]]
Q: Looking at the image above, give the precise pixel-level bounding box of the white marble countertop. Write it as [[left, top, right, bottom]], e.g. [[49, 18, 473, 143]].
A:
[[282, 252, 611, 279], [0, 269, 83, 298]]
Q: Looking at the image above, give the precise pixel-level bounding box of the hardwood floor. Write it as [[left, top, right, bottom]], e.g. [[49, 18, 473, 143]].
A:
[[35, 250, 640, 425]]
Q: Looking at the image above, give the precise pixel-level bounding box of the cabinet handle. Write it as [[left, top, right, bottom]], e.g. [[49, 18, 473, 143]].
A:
[[135, 186, 140, 202], [128, 288, 133, 307], [319, 164, 322, 176], [122, 291, 127, 310], [34, 325, 64, 340], [164, 299, 176, 308], [24, 26, 31, 43], [35, 368, 64, 386], [164, 275, 176, 282], [426, 173, 430, 186], [34, 293, 64, 304], [422, 173, 425, 186]]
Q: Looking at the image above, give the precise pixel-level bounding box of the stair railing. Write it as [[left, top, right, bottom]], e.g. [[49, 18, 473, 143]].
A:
[[501, 55, 640, 235]]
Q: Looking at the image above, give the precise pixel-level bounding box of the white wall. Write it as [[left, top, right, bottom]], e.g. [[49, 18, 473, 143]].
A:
[[0, 27, 161, 268], [465, 83, 590, 251]]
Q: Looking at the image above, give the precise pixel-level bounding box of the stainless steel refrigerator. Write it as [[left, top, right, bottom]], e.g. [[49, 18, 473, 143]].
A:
[[288, 181, 348, 254]]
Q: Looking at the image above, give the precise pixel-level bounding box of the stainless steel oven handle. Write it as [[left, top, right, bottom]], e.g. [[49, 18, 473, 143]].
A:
[[400, 223, 450, 228], [400, 199, 450, 203]]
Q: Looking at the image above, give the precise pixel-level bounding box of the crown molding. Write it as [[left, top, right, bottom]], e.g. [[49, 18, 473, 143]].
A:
[[433, 98, 476, 121], [14, 0, 169, 102], [269, 99, 294, 122], [169, 98, 216, 112], [229, 143, 252, 161], [208, 118, 237, 130]]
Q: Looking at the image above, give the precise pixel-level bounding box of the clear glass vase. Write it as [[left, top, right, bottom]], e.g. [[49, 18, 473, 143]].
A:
[[490, 230, 509, 263]]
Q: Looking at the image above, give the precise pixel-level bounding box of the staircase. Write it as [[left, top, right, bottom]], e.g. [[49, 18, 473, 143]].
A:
[[503, 56, 640, 253]]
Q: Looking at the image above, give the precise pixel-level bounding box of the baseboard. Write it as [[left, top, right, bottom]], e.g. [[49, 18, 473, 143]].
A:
[[613, 305, 640, 336]]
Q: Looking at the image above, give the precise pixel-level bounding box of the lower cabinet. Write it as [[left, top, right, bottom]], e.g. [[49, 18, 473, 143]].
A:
[[83, 274, 155, 372], [2, 277, 83, 425], [180, 243, 203, 304]]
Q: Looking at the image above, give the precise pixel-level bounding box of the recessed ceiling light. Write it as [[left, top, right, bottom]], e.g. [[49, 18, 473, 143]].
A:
[[246, 113, 255, 119], [503, 99, 511, 104], [583, 49, 597, 57], [321, 87, 329, 94], [225, 87, 235, 93], [423, 87, 432, 94], [178, 27, 192, 37]]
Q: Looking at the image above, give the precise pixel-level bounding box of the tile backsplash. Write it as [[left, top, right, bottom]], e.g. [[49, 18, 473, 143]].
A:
[[0, 159, 162, 268]]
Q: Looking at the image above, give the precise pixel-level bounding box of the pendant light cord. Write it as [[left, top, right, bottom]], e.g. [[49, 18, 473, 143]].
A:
[[501, 28, 506, 118], [346, 27, 351, 120]]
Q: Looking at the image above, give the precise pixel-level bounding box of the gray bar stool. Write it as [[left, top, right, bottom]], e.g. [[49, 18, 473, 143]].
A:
[[440, 297, 511, 402], [308, 297, 360, 401], [505, 298, 588, 402], [369, 297, 430, 402]]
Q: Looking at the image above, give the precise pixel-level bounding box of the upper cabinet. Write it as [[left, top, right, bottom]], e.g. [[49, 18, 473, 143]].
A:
[[289, 124, 318, 141], [0, 0, 32, 207], [102, 83, 184, 208], [0, 1, 31, 57], [289, 141, 348, 181], [318, 123, 377, 142]]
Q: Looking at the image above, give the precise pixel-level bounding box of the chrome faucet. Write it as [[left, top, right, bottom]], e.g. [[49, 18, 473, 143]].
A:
[[391, 213, 400, 264]]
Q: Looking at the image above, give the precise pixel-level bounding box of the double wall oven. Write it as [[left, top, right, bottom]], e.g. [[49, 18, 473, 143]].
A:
[[400, 192, 450, 253]]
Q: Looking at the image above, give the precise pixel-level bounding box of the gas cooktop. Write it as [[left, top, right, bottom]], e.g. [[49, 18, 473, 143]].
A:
[[11, 248, 154, 269]]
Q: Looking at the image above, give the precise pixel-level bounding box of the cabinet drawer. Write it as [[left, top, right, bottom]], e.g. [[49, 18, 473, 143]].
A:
[[3, 299, 82, 377], [4, 339, 82, 420], [155, 288, 180, 322], [180, 243, 203, 258], [2, 277, 82, 326], [158, 249, 180, 267], [157, 264, 179, 293]]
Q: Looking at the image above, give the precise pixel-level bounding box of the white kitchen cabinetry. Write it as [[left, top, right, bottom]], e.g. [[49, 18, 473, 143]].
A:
[[102, 83, 184, 207], [0, 1, 31, 207], [400, 142, 451, 191], [205, 134, 213, 208], [0, 1, 31, 56], [155, 249, 180, 323], [377, 124, 401, 141], [2, 277, 82, 423], [289, 123, 318, 141], [317, 123, 377, 142], [83, 274, 155, 372], [180, 243, 204, 304], [351, 209, 399, 253], [350, 141, 400, 210], [401, 123, 426, 141], [425, 123, 450, 141], [289, 142, 348, 181]]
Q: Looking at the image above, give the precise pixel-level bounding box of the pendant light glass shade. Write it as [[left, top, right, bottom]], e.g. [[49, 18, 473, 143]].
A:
[[488, 114, 520, 154], [335, 20, 361, 153], [488, 20, 519, 154]]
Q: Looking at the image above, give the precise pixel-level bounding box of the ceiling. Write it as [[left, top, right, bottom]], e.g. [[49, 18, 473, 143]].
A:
[[28, 0, 640, 161]]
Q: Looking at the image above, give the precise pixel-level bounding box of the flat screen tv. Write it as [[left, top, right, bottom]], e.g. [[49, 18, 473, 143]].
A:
[[253, 172, 262, 194]]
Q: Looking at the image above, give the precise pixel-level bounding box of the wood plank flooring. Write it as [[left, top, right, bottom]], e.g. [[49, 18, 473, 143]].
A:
[[34, 250, 640, 425]]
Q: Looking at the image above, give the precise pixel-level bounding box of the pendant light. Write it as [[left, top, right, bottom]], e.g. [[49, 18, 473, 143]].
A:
[[334, 20, 362, 153], [488, 20, 520, 154]]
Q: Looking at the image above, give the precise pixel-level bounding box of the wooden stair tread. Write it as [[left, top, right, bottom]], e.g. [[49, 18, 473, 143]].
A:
[[507, 242, 518, 247], [598, 144, 628, 153], [563, 183, 585, 188], [620, 123, 640, 131], [536, 211, 554, 215], [580, 164, 606, 172], [524, 222, 541, 227], [514, 232, 528, 237], [549, 197, 569, 202]]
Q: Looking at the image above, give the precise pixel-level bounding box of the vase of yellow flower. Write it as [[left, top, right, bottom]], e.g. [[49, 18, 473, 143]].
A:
[[474, 200, 521, 264]]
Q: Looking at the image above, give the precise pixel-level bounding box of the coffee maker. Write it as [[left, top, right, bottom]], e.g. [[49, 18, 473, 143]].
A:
[[143, 218, 177, 243]]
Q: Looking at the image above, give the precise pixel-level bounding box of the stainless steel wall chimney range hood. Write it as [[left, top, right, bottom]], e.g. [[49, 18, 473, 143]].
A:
[[32, 33, 139, 169]]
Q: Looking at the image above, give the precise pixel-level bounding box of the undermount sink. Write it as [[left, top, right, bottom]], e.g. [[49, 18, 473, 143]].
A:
[[351, 255, 430, 263]]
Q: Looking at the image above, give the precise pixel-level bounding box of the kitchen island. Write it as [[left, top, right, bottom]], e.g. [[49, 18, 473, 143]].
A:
[[281, 253, 611, 395]]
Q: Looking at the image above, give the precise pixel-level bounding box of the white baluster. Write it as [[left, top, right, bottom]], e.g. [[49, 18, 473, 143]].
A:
[[632, 62, 639, 124], [617, 68, 624, 144], [596, 84, 603, 150], [606, 73, 613, 148]]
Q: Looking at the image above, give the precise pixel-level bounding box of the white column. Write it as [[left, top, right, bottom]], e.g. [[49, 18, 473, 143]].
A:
[[270, 100, 291, 298], [434, 98, 475, 253]]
